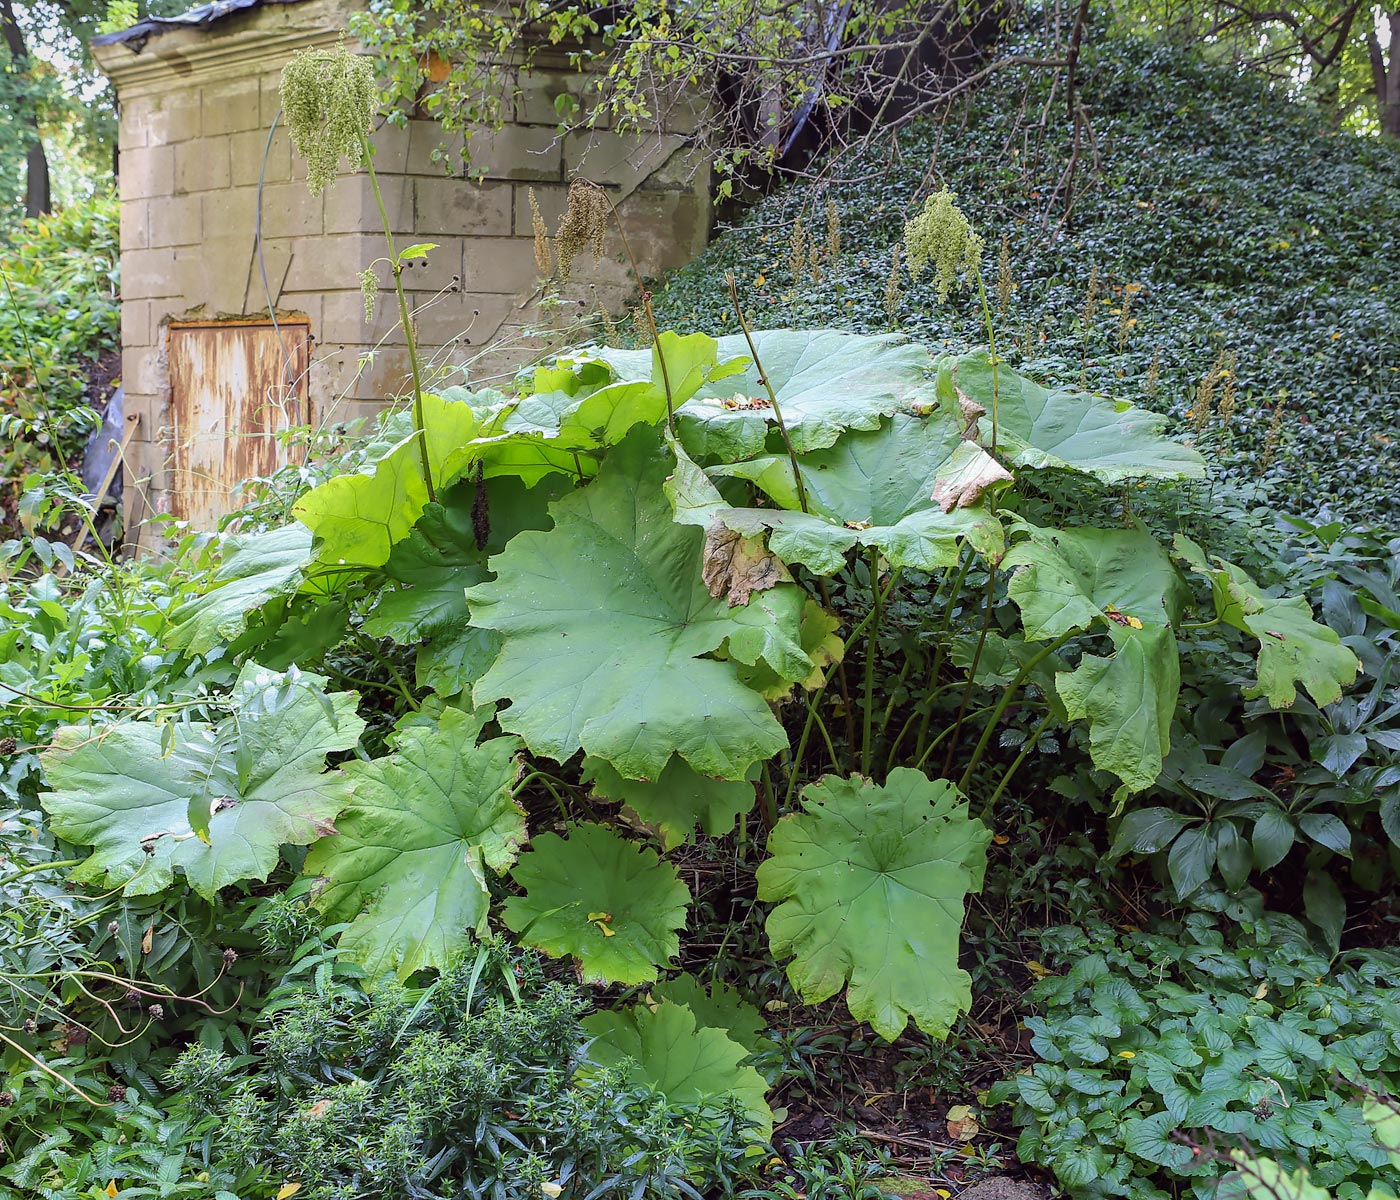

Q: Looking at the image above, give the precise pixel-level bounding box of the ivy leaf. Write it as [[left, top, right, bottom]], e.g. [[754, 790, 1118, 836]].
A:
[[942, 349, 1206, 482], [756, 768, 990, 1041], [302, 709, 525, 979], [1058, 623, 1180, 802], [712, 415, 1005, 576], [41, 665, 364, 900], [467, 429, 808, 780], [502, 823, 690, 984], [293, 394, 504, 568], [580, 1001, 773, 1140], [584, 756, 755, 850], [1175, 536, 1360, 708], [167, 524, 316, 655], [650, 974, 768, 1055]]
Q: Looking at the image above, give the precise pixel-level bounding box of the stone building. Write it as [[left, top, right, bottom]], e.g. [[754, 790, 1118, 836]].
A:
[[91, 0, 711, 540]]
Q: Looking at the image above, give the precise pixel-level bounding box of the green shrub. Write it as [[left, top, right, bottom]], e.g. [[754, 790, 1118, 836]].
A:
[[990, 909, 1400, 1199], [1, 195, 120, 485], [168, 939, 762, 1200]]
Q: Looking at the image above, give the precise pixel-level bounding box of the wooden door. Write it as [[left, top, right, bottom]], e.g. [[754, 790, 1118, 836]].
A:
[[166, 319, 310, 529]]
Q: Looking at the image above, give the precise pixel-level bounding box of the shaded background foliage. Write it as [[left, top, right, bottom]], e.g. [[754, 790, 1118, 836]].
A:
[[654, 34, 1400, 525]]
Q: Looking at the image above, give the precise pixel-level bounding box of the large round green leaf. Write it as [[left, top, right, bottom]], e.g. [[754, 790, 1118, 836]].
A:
[[1004, 523, 1188, 637], [650, 975, 768, 1056], [303, 709, 526, 979], [585, 756, 755, 850], [167, 523, 317, 656], [588, 329, 933, 459], [292, 393, 506, 568], [1175, 535, 1359, 708], [1005, 524, 1189, 803], [581, 1000, 773, 1140], [756, 768, 989, 1042], [712, 413, 1007, 575], [941, 349, 1206, 483], [502, 822, 690, 984], [466, 429, 810, 781], [40, 664, 364, 899]]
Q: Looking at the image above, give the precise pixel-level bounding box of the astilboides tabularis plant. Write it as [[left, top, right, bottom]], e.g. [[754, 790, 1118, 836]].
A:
[[34, 87, 1361, 1129]]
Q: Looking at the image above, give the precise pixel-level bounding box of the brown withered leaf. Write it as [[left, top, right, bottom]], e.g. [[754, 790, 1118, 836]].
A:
[[956, 390, 986, 441], [931, 442, 1014, 512], [702, 520, 789, 606]]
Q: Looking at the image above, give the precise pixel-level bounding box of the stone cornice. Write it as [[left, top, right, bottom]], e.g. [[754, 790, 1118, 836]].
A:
[[92, 0, 355, 91]]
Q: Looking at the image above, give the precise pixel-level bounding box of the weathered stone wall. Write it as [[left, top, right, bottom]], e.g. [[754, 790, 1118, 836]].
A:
[[93, 0, 710, 540]]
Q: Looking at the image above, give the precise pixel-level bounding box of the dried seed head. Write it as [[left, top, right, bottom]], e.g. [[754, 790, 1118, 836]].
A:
[[0, 736, 16, 756], [279, 43, 376, 197], [1116, 284, 1137, 350], [598, 307, 621, 348], [788, 218, 809, 285], [528, 187, 553, 277], [107, 1085, 128, 1103], [1191, 357, 1218, 431], [222, 947, 238, 968], [825, 199, 842, 265], [1261, 391, 1287, 470], [996, 234, 1013, 314], [630, 304, 654, 347], [1081, 264, 1100, 329], [903, 189, 984, 302], [884, 243, 903, 325], [555, 179, 610, 280], [1144, 347, 1161, 399], [147, 1004, 164, 1022], [1217, 350, 1238, 422]]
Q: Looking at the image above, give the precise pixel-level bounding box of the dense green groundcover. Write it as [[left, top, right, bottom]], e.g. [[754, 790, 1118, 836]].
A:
[[653, 35, 1400, 525]]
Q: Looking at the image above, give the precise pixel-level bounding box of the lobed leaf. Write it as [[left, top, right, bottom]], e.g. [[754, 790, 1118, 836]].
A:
[[502, 822, 690, 985], [303, 708, 525, 979], [756, 768, 989, 1041]]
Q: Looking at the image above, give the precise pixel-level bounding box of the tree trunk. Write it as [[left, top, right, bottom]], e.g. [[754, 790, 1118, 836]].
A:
[[0, 0, 50, 216], [1369, 10, 1400, 139]]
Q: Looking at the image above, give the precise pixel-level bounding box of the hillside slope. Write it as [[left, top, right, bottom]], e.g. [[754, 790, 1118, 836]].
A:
[[653, 38, 1400, 525]]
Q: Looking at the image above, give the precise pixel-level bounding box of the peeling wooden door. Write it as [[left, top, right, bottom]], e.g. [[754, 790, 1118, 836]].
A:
[[167, 319, 310, 529]]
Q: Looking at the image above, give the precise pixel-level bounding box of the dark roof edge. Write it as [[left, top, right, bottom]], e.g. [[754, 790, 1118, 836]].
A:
[[92, 0, 306, 47]]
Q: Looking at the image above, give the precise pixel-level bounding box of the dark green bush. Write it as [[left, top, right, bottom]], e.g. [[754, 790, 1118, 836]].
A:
[[1, 194, 120, 482]]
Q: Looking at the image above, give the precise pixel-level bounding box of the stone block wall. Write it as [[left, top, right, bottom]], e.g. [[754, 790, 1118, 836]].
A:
[[93, 0, 711, 541]]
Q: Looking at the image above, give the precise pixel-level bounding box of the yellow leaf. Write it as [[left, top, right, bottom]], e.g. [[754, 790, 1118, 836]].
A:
[[106, 1182, 119, 1199], [541, 1185, 564, 1198], [946, 1103, 980, 1141], [1025, 960, 1051, 979], [140, 924, 153, 955], [276, 1184, 303, 1200], [1117, 1050, 1136, 1059], [1254, 982, 1269, 1000], [992, 834, 1010, 845], [938, 1191, 953, 1199]]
